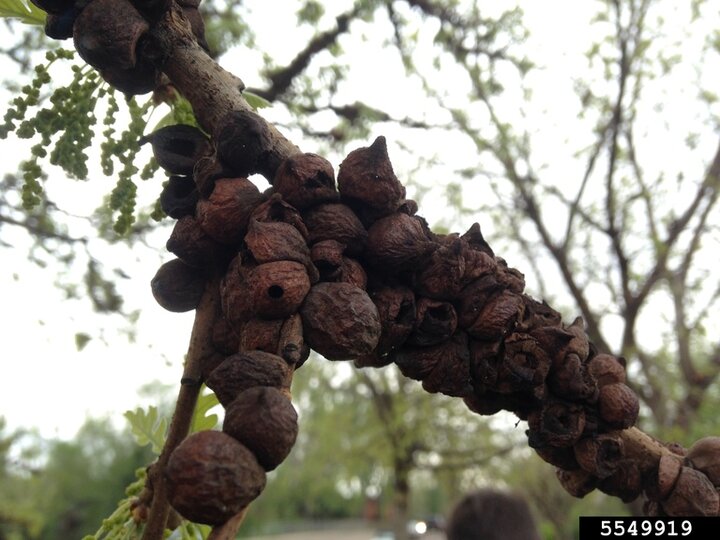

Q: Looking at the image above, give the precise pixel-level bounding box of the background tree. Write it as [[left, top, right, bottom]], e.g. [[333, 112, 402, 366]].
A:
[[288, 360, 521, 538], [36, 420, 152, 540], [414, 0, 720, 436], [0, 417, 152, 540], [0, 418, 43, 540]]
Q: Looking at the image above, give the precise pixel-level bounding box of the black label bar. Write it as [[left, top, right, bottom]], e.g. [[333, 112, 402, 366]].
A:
[[579, 517, 719, 539]]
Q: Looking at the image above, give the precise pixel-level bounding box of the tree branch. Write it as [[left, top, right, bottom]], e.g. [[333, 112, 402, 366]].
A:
[[631, 139, 720, 314], [206, 508, 248, 540], [301, 101, 448, 132], [357, 371, 405, 456], [604, 20, 632, 318], [416, 444, 516, 471], [624, 127, 660, 247], [668, 174, 720, 410], [249, 4, 365, 102], [562, 125, 610, 250], [141, 275, 220, 540], [0, 213, 87, 245], [143, 4, 300, 180]]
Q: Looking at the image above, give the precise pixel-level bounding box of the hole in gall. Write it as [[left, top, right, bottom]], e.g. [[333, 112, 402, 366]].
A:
[[268, 285, 284, 299]]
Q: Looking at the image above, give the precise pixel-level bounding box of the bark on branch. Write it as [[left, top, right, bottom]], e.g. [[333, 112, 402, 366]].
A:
[[141, 275, 220, 540], [144, 4, 300, 180]]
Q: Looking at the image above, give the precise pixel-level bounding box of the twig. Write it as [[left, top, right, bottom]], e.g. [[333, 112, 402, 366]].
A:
[[141, 276, 220, 540], [251, 4, 365, 102], [143, 4, 299, 181], [619, 426, 670, 466], [207, 508, 249, 540]]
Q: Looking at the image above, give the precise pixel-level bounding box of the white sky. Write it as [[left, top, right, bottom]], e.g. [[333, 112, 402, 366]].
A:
[[0, 1, 717, 440]]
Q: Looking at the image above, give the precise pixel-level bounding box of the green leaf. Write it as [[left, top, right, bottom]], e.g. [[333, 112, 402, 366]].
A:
[[0, 0, 46, 25], [243, 90, 271, 111], [83, 468, 146, 540], [151, 94, 200, 132], [699, 89, 718, 104], [190, 387, 220, 434], [175, 522, 212, 540], [74, 332, 91, 351], [124, 406, 168, 454], [297, 1, 324, 24]]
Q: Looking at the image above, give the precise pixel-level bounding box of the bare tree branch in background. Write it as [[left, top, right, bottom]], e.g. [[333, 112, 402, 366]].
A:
[[401, 0, 720, 431]]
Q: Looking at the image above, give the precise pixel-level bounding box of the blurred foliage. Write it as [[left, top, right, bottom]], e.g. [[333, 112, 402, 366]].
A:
[[0, 418, 43, 540], [0, 416, 152, 540]]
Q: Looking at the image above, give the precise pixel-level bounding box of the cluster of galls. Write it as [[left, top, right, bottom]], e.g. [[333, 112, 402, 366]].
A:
[[148, 119, 720, 521], [557, 435, 720, 516], [164, 381, 297, 525], [538, 363, 720, 515], [146, 124, 303, 525], [31, 0, 207, 95]]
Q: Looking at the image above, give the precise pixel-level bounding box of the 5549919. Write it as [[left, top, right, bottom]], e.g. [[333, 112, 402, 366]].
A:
[[579, 517, 718, 539]]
